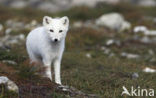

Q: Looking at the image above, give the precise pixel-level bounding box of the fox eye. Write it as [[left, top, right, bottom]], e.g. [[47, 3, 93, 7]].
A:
[[59, 30, 63, 33], [50, 29, 54, 32]]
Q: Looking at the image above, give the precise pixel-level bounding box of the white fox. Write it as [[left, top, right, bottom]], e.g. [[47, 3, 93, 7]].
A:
[[26, 16, 69, 84]]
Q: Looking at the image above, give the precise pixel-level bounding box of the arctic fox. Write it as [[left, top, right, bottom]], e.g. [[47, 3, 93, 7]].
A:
[[26, 16, 69, 84]]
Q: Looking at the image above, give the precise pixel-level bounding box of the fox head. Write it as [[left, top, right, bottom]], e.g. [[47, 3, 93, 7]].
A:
[[43, 16, 69, 42]]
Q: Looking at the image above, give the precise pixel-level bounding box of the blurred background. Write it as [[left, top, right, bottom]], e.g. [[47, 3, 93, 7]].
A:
[[0, 0, 156, 97]]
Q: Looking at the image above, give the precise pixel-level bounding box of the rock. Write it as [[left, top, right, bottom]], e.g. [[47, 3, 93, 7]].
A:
[[7, 34, 25, 45], [104, 49, 110, 54], [71, 0, 104, 7], [153, 18, 156, 23], [137, 0, 156, 6], [73, 21, 83, 28], [144, 30, 156, 36], [109, 53, 115, 57], [132, 72, 139, 79], [5, 28, 12, 35], [134, 25, 156, 36], [53, 0, 71, 7], [5, 19, 25, 31], [10, 0, 28, 8], [101, 46, 111, 54], [25, 20, 40, 30], [0, 34, 25, 47], [133, 26, 148, 33], [71, 0, 123, 7], [140, 36, 151, 43], [143, 67, 156, 73], [148, 49, 154, 55], [27, 0, 42, 6], [121, 52, 140, 59], [96, 13, 131, 32], [106, 39, 114, 46], [37, 2, 63, 13], [103, 0, 121, 4], [73, 20, 98, 29], [84, 20, 97, 29], [30, 20, 38, 26], [128, 0, 156, 6], [2, 60, 17, 65], [1, 0, 156, 13], [0, 0, 126, 13], [101, 46, 107, 51], [0, 0, 11, 5], [86, 53, 92, 58], [133, 35, 156, 44], [121, 21, 131, 31], [106, 39, 121, 46], [6, 39, 18, 45], [18, 34, 25, 40], [0, 76, 18, 93]]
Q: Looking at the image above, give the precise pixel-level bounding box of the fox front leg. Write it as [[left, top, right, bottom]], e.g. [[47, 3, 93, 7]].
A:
[[43, 58, 52, 81], [54, 59, 61, 84]]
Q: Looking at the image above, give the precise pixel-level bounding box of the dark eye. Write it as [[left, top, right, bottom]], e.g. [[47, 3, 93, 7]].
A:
[[59, 30, 63, 33], [50, 29, 54, 32]]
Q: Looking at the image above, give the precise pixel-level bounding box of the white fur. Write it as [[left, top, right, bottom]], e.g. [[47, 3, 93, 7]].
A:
[[26, 16, 69, 84]]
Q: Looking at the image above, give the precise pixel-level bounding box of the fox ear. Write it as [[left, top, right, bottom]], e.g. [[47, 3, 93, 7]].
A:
[[43, 16, 52, 26], [61, 16, 69, 26]]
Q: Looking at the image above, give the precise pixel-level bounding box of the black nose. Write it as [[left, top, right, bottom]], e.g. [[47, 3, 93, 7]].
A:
[[54, 39, 58, 42]]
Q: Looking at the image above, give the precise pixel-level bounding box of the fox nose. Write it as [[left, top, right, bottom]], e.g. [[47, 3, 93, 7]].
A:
[[54, 39, 58, 42]]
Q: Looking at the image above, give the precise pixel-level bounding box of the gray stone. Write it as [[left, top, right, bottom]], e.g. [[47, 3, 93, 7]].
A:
[[137, 0, 156, 6], [132, 73, 139, 79], [2, 60, 17, 65], [96, 13, 131, 32], [73, 21, 83, 28], [10, 0, 28, 8], [0, 76, 18, 93], [5, 19, 25, 31], [121, 52, 140, 59], [0, 34, 25, 47], [106, 39, 121, 46], [37, 2, 65, 13], [0, 0, 156, 13], [143, 67, 156, 73], [86, 53, 92, 58], [0, 0, 123, 13]]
